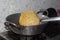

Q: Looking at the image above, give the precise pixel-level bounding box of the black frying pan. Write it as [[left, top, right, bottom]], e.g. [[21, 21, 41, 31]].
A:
[[4, 13, 47, 36]]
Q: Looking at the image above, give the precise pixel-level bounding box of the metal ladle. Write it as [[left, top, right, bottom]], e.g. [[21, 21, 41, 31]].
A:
[[5, 17, 60, 28]]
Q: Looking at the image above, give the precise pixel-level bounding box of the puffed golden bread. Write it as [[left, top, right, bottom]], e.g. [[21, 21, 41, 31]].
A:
[[19, 10, 40, 26]]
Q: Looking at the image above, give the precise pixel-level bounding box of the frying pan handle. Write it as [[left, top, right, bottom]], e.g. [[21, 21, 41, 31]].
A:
[[4, 21, 24, 30], [4, 22, 9, 26], [4, 21, 25, 34], [4, 22, 11, 30], [37, 9, 46, 14], [4, 21, 17, 27], [4, 21, 22, 29]]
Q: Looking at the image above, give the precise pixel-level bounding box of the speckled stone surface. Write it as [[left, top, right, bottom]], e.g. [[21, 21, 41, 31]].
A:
[[0, 0, 60, 32]]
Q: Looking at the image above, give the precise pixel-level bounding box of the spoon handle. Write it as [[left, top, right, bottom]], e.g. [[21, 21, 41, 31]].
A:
[[42, 17, 60, 22]]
